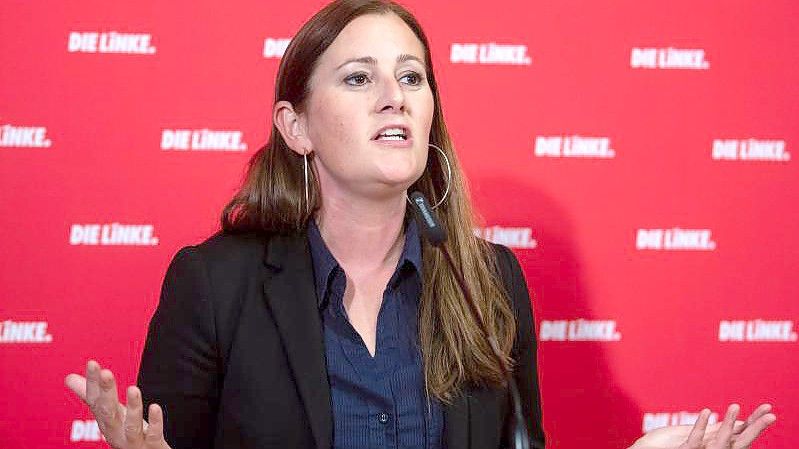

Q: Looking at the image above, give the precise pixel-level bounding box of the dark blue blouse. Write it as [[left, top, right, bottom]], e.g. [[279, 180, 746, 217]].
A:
[[307, 218, 444, 449]]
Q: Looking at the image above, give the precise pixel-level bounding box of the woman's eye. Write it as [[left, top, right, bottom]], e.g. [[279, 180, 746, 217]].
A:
[[400, 72, 423, 86], [345, 73, 370, 86]]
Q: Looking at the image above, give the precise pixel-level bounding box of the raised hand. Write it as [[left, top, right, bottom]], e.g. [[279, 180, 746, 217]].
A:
[[65, 360, 172, 449], [686, 404, 775, 449], [630, 403, 776, 449]]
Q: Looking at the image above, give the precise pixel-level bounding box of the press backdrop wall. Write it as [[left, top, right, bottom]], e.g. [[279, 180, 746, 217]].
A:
[[1, 1, 797, 448]]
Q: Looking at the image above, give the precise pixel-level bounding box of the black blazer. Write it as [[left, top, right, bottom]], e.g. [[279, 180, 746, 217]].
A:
[[138, 228, 545, 449]]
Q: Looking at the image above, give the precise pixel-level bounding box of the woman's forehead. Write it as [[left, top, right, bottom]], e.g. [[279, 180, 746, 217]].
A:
[[321, 13, 426, 68]]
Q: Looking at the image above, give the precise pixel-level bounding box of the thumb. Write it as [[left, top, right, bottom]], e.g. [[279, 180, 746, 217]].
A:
[[65, 373, 88, 404]]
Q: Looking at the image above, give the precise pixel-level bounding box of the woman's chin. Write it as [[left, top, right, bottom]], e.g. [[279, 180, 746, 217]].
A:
[[376, 168, 424, 191]]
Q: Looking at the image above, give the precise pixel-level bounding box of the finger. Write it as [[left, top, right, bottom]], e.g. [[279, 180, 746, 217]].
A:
[[95, 368, 124, 444], [730, 403, 773, 441], [724, 404, 771, 437], [704, 419, 747, 446], [683, 408, 711, 448], [745, 403, 772, 427], [124, 386, 145, 445], [85, 360, 101, 406], [713, 404, 740, 448], [733, 413, 777, 449], [145, 403, 168, 447], [706, 419, 746, 435], [65, 373, 88, 404]]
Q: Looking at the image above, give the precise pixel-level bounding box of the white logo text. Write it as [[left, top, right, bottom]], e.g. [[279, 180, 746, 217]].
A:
[[450, 43, 531, 65], [535, 135, 615, 159], [0, 320, 52, 343], [636, 228, 716, 251], [68, 32, 156, 54], [539, 320, 621, 341], [631, 47, 709, 70], [161, 129, 247, 152], [0, 124, 52, 148], [719, 320, 797, 342], [69, 223, 159, 246]]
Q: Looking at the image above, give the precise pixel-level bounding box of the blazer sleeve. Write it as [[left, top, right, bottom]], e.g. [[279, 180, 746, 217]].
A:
[[494, 243, 546, 449], [137, 246, 220, 449]]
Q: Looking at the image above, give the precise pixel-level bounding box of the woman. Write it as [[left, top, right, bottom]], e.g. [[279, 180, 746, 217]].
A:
[[65, 1, 776, 448]]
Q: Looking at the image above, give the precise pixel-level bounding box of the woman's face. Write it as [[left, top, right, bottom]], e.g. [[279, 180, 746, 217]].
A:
[[302, 12, 435, 201]]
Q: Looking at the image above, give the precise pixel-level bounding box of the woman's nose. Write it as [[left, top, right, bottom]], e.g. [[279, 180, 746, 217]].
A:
[[376, 78, 405, 113]]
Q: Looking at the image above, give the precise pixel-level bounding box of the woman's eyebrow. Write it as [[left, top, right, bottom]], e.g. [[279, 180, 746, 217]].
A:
[[396, 54, 424, 66], [335, 54, 425, 70]]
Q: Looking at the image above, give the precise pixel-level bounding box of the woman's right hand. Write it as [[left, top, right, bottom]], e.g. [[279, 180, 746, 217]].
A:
[[629, 403, 776, 449], [65, 360, 172, 449]]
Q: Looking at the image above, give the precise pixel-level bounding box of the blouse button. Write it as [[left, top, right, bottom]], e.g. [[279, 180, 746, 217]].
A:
[[378, 412, 390, 424]]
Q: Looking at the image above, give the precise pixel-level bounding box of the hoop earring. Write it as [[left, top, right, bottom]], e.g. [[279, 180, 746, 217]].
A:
[[303, 150, 310, 214], [408, 143, 452, 210]]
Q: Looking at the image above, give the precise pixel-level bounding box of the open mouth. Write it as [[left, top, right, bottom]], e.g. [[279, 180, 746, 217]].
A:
[[373, 127, 409, 141]]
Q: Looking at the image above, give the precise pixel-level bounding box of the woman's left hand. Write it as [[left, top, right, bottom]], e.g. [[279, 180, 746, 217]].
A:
[[629, 403, 776, 449]]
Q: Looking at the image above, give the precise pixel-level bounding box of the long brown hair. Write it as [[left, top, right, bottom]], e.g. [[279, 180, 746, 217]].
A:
[[221, 0, 516, 403]]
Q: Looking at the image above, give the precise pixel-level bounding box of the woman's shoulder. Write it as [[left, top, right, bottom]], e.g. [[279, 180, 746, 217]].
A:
[[168, 230, 273, 278], [483, 240, 523, 280], [481, 239, 531, 306], [196, 229, 268, 256]]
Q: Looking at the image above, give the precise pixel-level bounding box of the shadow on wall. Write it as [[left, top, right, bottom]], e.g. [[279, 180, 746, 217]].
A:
[[474, 176, 642, 449]]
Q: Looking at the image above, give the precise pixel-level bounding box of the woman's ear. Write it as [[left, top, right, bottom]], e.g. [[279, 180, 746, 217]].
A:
[[273, 100, 312, 155]]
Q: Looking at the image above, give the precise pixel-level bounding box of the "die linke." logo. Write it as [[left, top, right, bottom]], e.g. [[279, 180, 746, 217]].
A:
[[161, 129, 248, 152], [68, 31, 156, 54], [535, 135, 615, 159], [636, 228, 716, 251], [539, 319, 621, 341], [474, 226, 537, 249], [631, 47, 709, 70], [450, 43, 531, 65], [712, 139, 790, 162], [719, 320, 797, 342], [643, 411, 719, 432], [0, 124, 52, 148], [0, 320, 52, 343], [71, 420, 103, 442], [70, 223, 159, 246], [263, 38, 291, 58]]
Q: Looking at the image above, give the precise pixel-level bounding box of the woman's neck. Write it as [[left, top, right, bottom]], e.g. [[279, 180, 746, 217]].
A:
[[315, 192, 407, 273]]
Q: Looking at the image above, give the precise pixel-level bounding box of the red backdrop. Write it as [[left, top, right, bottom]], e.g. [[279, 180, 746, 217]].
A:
[[1, 1, 797, 447]]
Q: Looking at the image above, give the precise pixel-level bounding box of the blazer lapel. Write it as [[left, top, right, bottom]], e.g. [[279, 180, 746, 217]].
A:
[[445, 391, 471, 449], [263, 232, 332, 449]]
